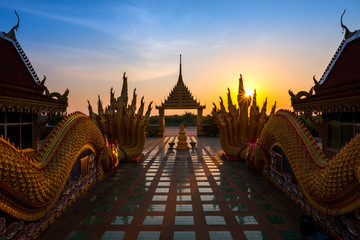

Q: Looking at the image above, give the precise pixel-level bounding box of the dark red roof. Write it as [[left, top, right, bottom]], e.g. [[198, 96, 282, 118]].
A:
[[317, 37, 360, 93], [0, 36, 43, 92], [0, 33, 67, 113]]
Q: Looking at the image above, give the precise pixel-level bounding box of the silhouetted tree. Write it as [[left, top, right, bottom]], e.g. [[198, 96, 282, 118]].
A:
[[148, 112, 197, 126]]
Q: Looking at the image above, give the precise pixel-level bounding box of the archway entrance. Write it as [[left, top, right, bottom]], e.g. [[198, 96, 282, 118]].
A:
[[156, 55, 205, 137]]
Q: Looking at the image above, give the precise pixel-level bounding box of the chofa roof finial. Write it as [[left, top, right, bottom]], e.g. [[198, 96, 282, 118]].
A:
[[5, 10, 20, 40], [341, 9, 355, 39]]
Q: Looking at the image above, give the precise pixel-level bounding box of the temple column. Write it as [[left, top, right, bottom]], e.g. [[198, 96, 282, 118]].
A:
[[197, 107, 204, 136], [157, 108, 165, 137]]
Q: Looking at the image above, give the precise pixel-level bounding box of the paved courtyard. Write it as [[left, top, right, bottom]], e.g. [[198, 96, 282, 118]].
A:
[[41, 136, 306, 240]]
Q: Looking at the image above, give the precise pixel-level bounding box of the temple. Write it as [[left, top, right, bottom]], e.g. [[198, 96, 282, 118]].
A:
[[0, 11, 68, 150], [156, 55, 205, 137], [4, 8, 360, 240], [290, 10, 360, 157]]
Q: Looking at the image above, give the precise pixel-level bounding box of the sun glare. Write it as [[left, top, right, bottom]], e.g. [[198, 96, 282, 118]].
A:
[[245, 88, 253, 98]]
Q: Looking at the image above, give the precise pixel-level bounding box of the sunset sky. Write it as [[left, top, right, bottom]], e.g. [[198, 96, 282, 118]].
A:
[[1, 1, 360, 116]]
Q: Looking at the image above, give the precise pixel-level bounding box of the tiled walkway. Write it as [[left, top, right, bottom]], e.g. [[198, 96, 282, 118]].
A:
[[42, 137, 305, 240]]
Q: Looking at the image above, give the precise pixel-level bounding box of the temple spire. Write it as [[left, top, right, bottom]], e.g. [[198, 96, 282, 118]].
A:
[[180, 54, 182, 76], [178, 54, 183, 84]]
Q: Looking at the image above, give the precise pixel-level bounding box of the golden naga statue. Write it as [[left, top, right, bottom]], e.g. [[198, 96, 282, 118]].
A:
[[255, 110, 360, 215], [0, 113, 110, 220], [88, 72, 152, 162], [213, 74, 276, 171], [216, 75, 360, 215]]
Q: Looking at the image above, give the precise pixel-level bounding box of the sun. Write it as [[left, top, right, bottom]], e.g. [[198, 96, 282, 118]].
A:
[[245, 88, 253, 98]]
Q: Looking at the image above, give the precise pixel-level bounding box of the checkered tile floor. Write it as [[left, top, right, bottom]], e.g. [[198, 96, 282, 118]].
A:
[[41, 136, 305, 240]]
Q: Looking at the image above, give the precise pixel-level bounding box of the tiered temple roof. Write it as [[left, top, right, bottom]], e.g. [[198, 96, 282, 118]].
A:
[[291, 11, 360, 114], [0, 12, 68, 114], [156, 55, 205, 110]]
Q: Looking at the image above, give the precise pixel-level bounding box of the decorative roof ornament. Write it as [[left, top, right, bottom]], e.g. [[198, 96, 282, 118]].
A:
[[341, 9, 355, 39], [5, 10, 20, 40]]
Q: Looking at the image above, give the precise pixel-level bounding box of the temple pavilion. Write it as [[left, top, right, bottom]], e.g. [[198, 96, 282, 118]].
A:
[[0, 12, 68, 150], [290, 11, 360, 157], [156, 55, 205, 137]]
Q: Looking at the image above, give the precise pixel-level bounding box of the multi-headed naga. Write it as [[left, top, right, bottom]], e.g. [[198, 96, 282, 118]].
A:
[[88, 72, 152, 163], [215, 75, 360, 218], [213, 74, 276, 171]]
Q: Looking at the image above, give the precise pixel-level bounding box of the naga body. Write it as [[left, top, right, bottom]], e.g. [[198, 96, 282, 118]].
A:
[[0, 113, 108, 220]]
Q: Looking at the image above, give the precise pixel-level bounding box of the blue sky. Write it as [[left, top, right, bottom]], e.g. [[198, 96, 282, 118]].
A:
[[1, 1, 360, 115]]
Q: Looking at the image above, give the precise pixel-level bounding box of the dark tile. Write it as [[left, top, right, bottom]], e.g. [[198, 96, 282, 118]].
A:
[[121, 204, 139, 211], [137, 231, 160, 240], [155, 188, 170, 193], [200, 195, 216, 201], [203, 204, 220, 211], [177, 188, 191, 193], [80, 216, 104, 224], [143, 177, 154, 181], [266, 215, 288, 224], [118, 182, 131, 186], [128, 195, 144, 201], [217, 181, 230, 186], [143, 216, 163, 225], [152, 195, 168, 201], [220, 187, 234, 193], [138, 182, 152, 187], [248, 195, 264, 200], [158, 182, 170, 186], [101, 231, 126, 240], [236, 216, 258, 224], [113, 188, 127, 193], [134, 188, 148, 193], [241, 187, 256, 192], [224, 195, 240, 201], [229, 204, 248, 211], [278, 231, 306, 240], [175, 216, 194, 225], [243, 231, 269, 240], [111, 216, 134, 225], [124, 176, 136, 180], [174, 231, 196, 240], [104, 195, 120, 201], [256, 204, 274, 211], [65, 231, 91, 240], [176, 204, 193, 211], [205, 216, 226, 225], [94, 204, 113, 212], [199, 188, 213, 193], [176, 195, 192, 201], [148, 204, 166, 212], [209, 231, 233, 240], [236, 181, 247, 186]]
